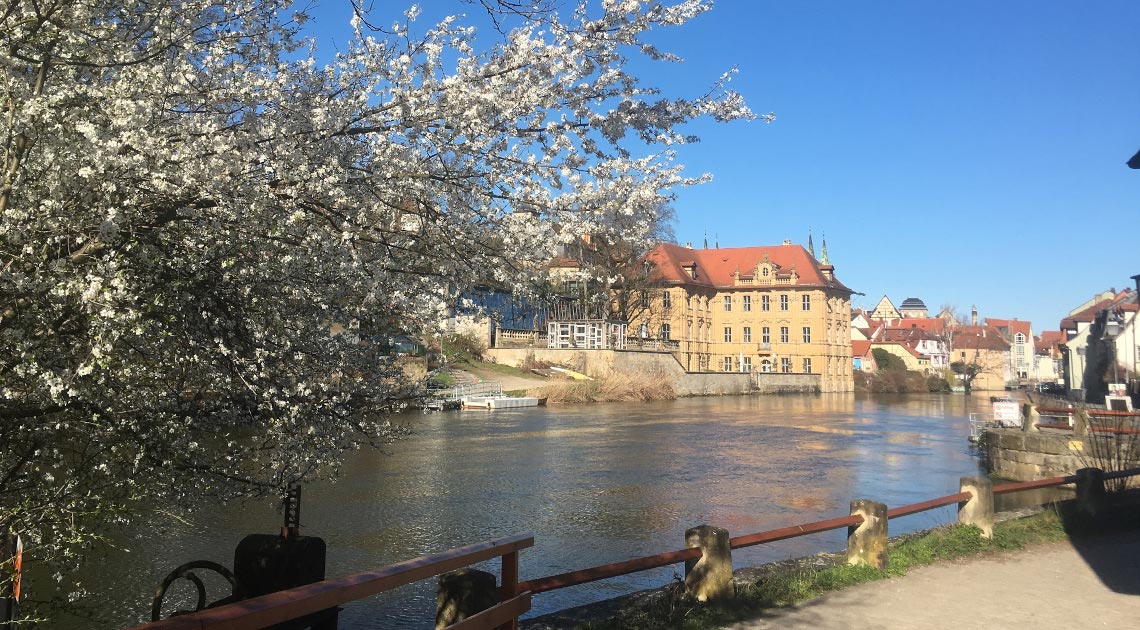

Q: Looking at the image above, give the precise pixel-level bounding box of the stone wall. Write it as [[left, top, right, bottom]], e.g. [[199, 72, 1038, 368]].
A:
[[986, 429, 1087, 481], [483, 347, 752, 396], [752, 373, 821, 394]]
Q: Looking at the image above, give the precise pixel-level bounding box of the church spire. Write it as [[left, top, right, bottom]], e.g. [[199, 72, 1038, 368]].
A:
[[820, 233, 830, 265], [807, 230, 815, 258], [703, 230, 708, 249]]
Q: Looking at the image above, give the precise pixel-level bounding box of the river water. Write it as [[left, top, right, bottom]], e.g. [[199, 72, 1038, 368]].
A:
[[55, 393, 1011, 629]]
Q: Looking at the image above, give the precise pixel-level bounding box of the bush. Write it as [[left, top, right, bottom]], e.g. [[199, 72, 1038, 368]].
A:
[[442, 332, 485, 362], [872, 348, 907, 372], [926, 374, 950, 392]]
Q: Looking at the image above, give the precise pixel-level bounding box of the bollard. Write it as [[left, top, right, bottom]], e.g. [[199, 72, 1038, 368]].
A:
[[436, 568, 498, 630], [958, 476, 994, 538], [1022, 404, 1040, 433], [1075, 467, 1107, 519], [847, 500, 888, 569], [1073, 410, 1089, 437], [684, 524, 734, 602]]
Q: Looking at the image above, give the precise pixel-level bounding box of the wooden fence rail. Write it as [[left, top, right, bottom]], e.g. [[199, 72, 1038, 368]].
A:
[[124, 467, 1140, 630]]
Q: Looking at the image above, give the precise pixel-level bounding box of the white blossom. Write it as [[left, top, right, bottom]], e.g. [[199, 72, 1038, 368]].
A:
[[0, 0, 756, 617]]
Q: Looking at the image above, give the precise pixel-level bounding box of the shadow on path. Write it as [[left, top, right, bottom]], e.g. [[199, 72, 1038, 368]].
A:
[[1062, 491, 1140, 596]]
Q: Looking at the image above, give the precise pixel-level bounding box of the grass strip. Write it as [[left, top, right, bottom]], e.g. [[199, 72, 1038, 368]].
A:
[[573, 510, 1069, 630]]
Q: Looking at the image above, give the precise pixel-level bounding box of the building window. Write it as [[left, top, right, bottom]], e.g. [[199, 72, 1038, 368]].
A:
[[780, 326, 789, 343], [743, 295, 751, 311], [1015, 332, 1026, 344], [802, 327, 811, 343], [724, 356, 733, 371], [724, 296, 732, 311], [724, 327, 732, 343], [802, 295, 811, 310], [743, 357, 752, 372], [760, 359, 772, 372], [640, 291, 649, 308], [662, 291, 671, 309], [762, 327, 770, 344], [762, 267, 769, 277], [661, 323, 670, 340], [762, 295, 770, 311], [803, 358, 812, 373], [743, 327, 752, 343], [781, 357, 791, 373], [780, 294, 789, 311]]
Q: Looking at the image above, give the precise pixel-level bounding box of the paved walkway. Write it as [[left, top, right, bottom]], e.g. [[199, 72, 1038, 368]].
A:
[[725, 528, 1140, 630]]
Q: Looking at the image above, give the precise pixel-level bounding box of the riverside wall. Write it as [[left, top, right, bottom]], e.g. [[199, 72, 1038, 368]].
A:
[[986, 429, 1087, 481], [483, 348, 753, 396]]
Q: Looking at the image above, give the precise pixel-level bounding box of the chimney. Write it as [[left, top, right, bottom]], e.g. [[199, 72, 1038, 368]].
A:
[[971, 305, 978, 326]]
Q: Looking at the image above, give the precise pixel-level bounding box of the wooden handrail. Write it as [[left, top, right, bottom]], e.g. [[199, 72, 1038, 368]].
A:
[[518, 546, 702, 594], [729, 513, 863, 549], [992, 475, 1077, 495], [128, 533, 533, 630], [127, 465, 1140, 629], [447, 593, 532, 630], [886, 491, 972, 519]]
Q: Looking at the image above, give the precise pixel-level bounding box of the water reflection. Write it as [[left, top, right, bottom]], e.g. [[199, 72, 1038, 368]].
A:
[[52, 393, 1003, 629]]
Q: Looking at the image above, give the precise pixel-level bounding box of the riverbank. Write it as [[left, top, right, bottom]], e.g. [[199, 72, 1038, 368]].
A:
[[453, 363, 679, 403], [521, 498, 1140, 630]]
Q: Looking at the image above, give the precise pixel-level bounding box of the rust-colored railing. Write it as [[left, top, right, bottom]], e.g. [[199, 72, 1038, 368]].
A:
[[127, 533, 533, 630], [125, 466, 1140, 630]]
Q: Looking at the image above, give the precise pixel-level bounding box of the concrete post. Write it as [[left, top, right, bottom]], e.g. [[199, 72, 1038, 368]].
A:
[[436, 568, 497, 630], [1075, 467, 1107, 518], [958, 476, 995, 538], [1073, 409, 1089, 437], [847, 500, 888, 569], [1022, 404, 1040, 433], [684, 524, 733, 602]]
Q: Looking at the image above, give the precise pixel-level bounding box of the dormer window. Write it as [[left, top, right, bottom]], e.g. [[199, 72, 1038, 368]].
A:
[[762, 268, 769, 277]]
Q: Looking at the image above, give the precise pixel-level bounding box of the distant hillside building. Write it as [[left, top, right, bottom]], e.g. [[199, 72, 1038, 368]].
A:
[[641, 240, 855, 393]]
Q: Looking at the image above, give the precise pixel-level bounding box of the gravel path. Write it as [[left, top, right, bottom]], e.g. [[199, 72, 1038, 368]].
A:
[[724, 528, 1140, 630]]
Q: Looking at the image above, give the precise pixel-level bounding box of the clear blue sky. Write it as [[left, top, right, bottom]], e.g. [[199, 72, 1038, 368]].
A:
[[307, 1, 1140, 333]]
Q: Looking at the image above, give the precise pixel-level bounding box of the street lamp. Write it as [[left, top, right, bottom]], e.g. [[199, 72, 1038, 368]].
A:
[[1103, 312, 1123, 387]]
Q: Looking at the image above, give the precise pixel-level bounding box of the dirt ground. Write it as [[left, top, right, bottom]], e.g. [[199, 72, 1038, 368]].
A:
[[456, 367, 554, 394], [723, 527, 1140, 630]]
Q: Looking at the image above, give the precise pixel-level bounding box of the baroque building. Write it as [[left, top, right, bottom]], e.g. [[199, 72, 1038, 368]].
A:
[[639, 240, 855, 393]]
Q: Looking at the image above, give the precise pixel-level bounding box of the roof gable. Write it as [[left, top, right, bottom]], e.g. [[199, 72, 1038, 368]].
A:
[[645, 243, 851, 292]]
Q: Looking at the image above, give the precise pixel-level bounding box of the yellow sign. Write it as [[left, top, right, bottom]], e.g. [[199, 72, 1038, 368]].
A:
[[1068, 440, 1084, 452]]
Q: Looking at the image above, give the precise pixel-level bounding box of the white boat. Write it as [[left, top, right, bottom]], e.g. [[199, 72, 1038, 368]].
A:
[[461, 395, 541, 409]]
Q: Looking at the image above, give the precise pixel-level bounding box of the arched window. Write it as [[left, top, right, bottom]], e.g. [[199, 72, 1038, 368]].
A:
[[1015, 332, 1026, 344], [760, 359, 772, 373]]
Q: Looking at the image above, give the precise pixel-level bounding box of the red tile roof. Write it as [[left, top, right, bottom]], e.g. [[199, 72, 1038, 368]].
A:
[[852, 340, 873, 357], [645, 243, 852, 292], [1036, 330, 1064, 355], [952, 326, 1011, 351], [985, 318, 1032, 338], [875, 317, 946, 335]]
